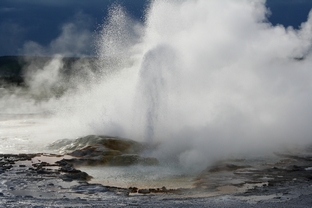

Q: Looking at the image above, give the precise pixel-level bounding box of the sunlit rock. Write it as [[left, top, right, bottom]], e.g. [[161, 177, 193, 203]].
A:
[[48, 135, 158, 166]]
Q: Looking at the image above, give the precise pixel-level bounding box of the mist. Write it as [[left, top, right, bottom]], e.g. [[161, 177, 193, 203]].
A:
[[20, 11, 94, 57], [2, 0, 312, 171]]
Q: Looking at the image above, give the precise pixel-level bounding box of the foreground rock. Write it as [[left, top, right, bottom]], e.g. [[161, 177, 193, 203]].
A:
[[2, 136, 312, 206], [2, 146, 312, 206], [0, 153, 92, 182], [1, 152, 312, 207], [193, 147, 312, 204], [0, 153, 189, 200], [48, 135, 159, 166]]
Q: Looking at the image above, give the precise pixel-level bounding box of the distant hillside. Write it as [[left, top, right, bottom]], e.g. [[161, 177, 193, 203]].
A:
[[0, 56, 25, 85], [0, 56, 98, 86]]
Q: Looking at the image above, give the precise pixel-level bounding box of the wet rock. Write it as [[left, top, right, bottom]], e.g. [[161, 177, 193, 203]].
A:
[[70, 145, 121, 158], [288, 165, 305, 171], [129, 187, 138, 193], [135, 186, 182, 194], [36, 169, 50, 174], [48, 135, 147, 155], [55, 159, 68, 166], [32, 161, 59, 170], [55, 160, 92, 181], [59, 163, 81, 173], [2, 164, 13, 170], [72, 183, 108, 194], [61, 171, 91, 181], [51, 135, 159, 167], [138, 189, 150, 194]]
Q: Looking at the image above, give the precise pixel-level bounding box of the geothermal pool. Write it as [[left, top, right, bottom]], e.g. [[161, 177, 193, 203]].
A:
[[1, 0, 312, 195]]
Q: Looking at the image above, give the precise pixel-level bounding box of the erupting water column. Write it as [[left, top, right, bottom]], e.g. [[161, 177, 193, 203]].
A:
[[138, 45, 177, 142]]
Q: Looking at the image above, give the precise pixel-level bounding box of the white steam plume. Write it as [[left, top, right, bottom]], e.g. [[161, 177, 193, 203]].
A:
[[91, 0, 312, 170], [2, 0, 312, 171]]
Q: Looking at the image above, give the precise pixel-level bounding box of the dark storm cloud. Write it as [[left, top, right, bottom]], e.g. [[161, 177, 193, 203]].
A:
[[0, 0, 311, 56], [0, 21, 25, 55]]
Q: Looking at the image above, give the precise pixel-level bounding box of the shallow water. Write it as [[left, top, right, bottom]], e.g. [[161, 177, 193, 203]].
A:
[[79, 165, 195, 189], [0, 112, 304, 192]]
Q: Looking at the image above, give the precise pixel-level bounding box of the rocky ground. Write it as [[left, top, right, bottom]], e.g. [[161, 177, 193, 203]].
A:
[[1, 136, 312, 207]]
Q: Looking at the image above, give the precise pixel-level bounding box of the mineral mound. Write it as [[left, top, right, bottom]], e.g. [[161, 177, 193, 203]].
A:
[[48, 135, 159, 166]]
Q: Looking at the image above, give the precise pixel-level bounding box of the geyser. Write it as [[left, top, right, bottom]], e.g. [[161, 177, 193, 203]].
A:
[[2, 0, 312, 171]]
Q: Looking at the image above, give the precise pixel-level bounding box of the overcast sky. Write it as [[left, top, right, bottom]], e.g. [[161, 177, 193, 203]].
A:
[[0, 0, 311, 56]]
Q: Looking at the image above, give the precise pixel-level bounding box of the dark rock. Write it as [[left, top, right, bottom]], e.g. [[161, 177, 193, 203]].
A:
[[289, 165, 305, 171], [3, 165, 13, 170], [60, 176, 73, 182], [70, 146, 95, 157], [36, 169, 51, 174], [129, 187, 138, 193], [70, 145, 121, 158], [55, 159, 68, 166], [59, 164, 81, 173], [52, 136, 159, 167], [138, 189, 150, 194], [72, 184, 108, 194], [61, 171, 91, 181], [48, 135, 146, 155]]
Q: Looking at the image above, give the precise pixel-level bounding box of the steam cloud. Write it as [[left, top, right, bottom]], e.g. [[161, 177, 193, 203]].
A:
[[20, 12, 94, 57], [2, 0, 312, 171]]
